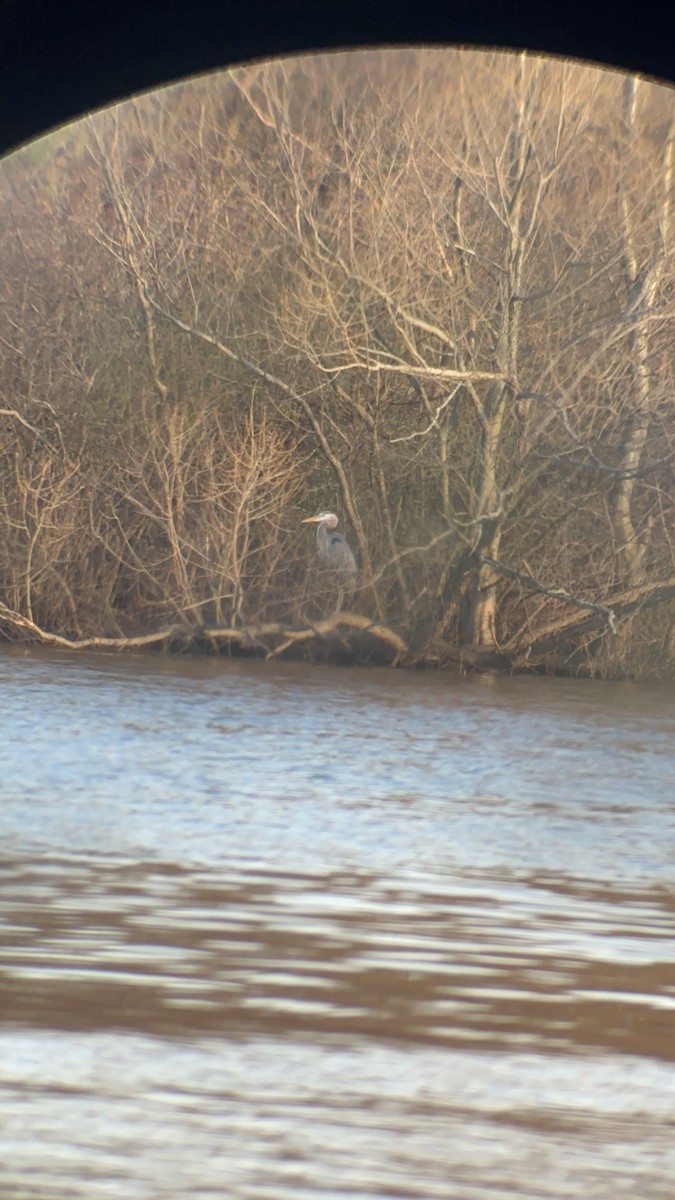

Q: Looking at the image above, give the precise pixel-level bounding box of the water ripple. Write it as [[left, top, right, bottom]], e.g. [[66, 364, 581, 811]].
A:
[[2, 649, 675, 1197]]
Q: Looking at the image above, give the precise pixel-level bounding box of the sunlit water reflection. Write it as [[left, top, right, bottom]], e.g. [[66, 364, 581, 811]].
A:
[[1, 648, 675, 1197]]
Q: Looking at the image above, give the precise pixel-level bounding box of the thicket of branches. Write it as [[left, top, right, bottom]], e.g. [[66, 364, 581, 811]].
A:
[[1, 48, 675, 675]]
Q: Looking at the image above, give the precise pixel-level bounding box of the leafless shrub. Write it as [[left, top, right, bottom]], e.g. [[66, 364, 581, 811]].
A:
[[1, 49, 675, 675]]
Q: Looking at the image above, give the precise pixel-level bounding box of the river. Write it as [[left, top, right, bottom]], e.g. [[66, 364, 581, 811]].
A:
[[1, 647, 674, 1198]]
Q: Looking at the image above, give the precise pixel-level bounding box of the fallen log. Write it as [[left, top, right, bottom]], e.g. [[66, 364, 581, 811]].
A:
[[0, 605, 407, 666], [201, 611, 407, 665]]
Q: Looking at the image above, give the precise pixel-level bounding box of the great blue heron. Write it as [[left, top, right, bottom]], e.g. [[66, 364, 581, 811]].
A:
[[301, 510, 357, 604]]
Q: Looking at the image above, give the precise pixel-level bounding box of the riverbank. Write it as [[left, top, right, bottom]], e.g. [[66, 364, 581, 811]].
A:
[[0, 610, 646, 680]]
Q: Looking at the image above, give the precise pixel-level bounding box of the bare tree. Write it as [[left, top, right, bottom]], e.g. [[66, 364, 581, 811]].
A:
[[1, 49, 675, 675]]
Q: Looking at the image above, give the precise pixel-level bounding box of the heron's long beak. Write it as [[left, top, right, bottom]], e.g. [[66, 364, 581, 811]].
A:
[[301, 515, 322, 524]]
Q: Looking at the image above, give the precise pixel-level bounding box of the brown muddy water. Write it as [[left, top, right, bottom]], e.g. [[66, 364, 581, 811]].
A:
[[1, 647, 675, 1199]]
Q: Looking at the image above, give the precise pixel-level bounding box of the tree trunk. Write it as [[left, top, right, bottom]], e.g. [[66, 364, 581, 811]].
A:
[[613, 76, 674, 584]]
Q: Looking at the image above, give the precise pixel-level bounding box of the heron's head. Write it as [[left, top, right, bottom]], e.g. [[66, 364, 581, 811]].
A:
[[301, 511, 338, 529]]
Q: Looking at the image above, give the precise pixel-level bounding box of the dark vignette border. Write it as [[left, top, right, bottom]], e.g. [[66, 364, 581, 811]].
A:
[[1, 1, 674, 158]]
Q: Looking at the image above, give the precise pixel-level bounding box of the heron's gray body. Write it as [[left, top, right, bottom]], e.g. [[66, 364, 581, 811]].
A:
[[302, 511, 357, 599]]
